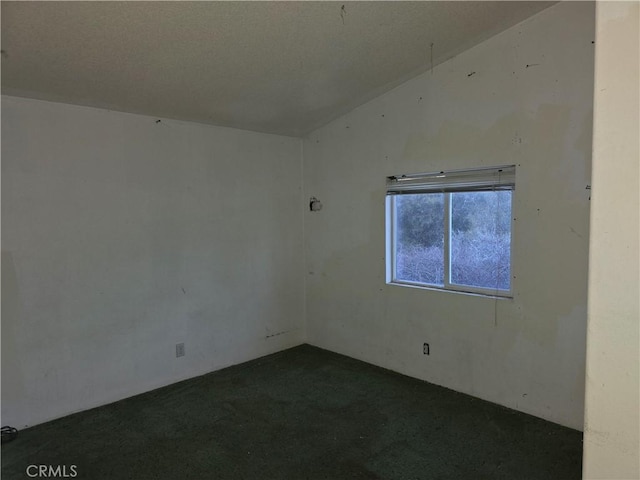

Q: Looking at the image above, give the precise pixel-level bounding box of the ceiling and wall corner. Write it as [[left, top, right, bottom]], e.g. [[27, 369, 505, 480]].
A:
[[1, 1, 555, 137]]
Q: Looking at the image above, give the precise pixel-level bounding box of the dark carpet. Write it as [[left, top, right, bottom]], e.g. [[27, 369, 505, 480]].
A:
[[1, 344, 582, 479]]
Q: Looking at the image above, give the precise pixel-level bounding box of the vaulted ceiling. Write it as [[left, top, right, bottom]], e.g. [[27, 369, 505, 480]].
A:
[[1, 1, 555, 136]]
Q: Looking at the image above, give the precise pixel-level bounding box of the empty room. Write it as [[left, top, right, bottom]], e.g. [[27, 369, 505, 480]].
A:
[[1, 1, 638, 479]]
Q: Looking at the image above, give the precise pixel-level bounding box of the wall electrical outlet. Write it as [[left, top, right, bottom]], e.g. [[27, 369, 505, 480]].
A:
[[423, 343, 430, 355], [176, 343, 185, 358]]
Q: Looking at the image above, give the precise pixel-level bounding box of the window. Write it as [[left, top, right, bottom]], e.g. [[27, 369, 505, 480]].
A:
[[386, 165, 514, 297]]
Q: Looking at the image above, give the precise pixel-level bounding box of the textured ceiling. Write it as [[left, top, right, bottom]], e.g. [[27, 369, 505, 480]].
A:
[[1, 1, 554, 137]]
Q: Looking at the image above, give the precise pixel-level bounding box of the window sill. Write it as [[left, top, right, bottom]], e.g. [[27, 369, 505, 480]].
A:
[[388, 280, 513, 300]]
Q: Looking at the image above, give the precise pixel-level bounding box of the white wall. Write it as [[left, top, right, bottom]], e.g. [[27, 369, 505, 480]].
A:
[[303, 2, 594, 430], [1, 96, 305, 428], [583, 2, 640, 478]]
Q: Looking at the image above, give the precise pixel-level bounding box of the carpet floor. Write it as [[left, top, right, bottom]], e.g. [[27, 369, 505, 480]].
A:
[[1, 344, 582, 479]]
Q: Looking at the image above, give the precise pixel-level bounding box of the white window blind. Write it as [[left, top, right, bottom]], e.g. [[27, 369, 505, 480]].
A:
[[386, 165, 516, 195]]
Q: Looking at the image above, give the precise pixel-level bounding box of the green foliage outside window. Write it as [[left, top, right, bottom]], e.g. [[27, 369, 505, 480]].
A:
[[395, 191, 511, 291]]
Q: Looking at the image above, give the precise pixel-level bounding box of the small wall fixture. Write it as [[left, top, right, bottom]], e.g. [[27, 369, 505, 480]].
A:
[[309, 197, 323, 212]]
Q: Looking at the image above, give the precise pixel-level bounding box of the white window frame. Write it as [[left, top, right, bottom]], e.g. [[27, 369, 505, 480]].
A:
[[385, 165, 515, 298]]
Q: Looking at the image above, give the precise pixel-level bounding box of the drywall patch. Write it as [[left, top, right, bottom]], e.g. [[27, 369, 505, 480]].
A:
[[402, 111, 521, 165]]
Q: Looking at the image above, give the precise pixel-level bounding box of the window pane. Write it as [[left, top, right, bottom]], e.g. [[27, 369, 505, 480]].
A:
[[450, 191, 511, 291], [394, 193, 444, 286]]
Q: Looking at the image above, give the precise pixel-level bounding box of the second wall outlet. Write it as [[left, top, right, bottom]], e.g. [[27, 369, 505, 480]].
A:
[[423, 343, 430, 355], [176, 343, 185, 357]]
